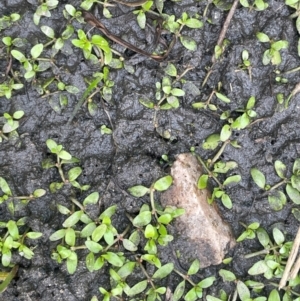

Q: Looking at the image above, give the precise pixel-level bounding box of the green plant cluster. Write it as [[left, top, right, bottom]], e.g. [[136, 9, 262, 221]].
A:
[[251, 158, 300, 211]]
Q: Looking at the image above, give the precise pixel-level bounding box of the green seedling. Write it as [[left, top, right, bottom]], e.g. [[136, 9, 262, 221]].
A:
[[72, 29, 112, 65], [139, 63, 191, 112], [0, 177, 46, 215], [41, 24, 74, 57], [0, 111, 24, 142], [42, 139, 89, 192], [251, 158, 300, 211], [0, 218, 42, 267], [0, 13, 20, 31], [198, 160, 241, 209], [237, 50, 253, 80], [100, 125, 112, 135], [38, 77, 79, 113], [214, 39, 230, 60], [240, 0, 268, 11], [236, 222, 260, 242], [256, 32, 288, 65], [33, 0, 59, 25], [192, 82, 231, 111], [245, 227, 292, 280], [63, 4, 84, 23], [0, 78, 23, 100], [172, 259, 216, 301], [11, 44, 53, 81], [164, 12, 203, 51], [133, 1, 153, 29]]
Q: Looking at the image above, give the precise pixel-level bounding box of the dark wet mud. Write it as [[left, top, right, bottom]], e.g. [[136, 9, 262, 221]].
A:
[[1, 0, 300, 300]]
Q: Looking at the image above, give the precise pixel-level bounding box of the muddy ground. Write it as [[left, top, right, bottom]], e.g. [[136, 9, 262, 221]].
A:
[[1, 0, 300, 300]]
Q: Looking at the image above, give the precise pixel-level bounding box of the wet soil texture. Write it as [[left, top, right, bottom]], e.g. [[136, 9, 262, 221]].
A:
[[1, 0, 300, 300]]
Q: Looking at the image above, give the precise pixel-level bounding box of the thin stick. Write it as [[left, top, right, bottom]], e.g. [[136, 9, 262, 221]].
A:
[[212, 0, 240, 63], [278, 226, 300, 290], [289, 254, 300, 280]]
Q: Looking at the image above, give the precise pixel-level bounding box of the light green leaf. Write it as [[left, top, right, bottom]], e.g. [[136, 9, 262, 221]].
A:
[[65, 228, 76, 246], [83, 192, 99, 205], [137, 11, 146, 29], [273, 228, 285, 245], [153, 175, 173, 191], [126, 280, 148, 296], [102, 252, 124, 267], [237, 280, 251, 301], [188, 259, 200, 275], [251, 168, 266, 189], [256, 32, 270, 43], [220, 124, 232, 141], [180, 36, 197, 51], [68, 167, 82, 181], [92, 224, 107, 242], [26, 232, 43, 239], [85, 240, 103, 253], [128, 185, 150, 197], [286, 184, 300, 204], [31, 44, 43, 59], [215, 92, 230, 103], [219, 269, 236, 282], [41, 25, 55, 38], [268, 191, 286, 211], [185, 18, 203, 29], [165, 63, 177, 77], [123, 239, 138, 251], [49, 229, 66, 241], [63, 210, 83, 228], [173, 280, 185, 301], [248, 260, 269, 275], [152, 263, 174, 279]]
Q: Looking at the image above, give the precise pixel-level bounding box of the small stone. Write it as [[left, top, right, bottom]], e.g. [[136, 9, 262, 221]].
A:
[[160, 153, 236, 268]]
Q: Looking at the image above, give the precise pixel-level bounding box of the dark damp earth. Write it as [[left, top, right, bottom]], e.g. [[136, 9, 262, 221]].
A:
[[1, 0, 300, 300]]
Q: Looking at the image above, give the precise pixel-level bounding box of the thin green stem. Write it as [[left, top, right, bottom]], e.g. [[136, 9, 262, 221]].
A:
[[173, 268, 196, 286], [136, 256, 156, 289], [209, 140, 231, 168]]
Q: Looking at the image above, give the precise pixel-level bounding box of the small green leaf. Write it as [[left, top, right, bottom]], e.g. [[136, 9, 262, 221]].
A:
[[286, 184, 300, 204], [41, 25, 55, 38], [273, 228, 285, 245], [128, 185, 150, 197], [13, 111, 24, 119], [187, 259, 200, 275], [268, 191, 286, 211], [268, 289, 280, 301], [197, 174, 208, 189], [154, 175, 173, 191], [220, 124, 232, 141], [180, 36, 197, 51], [123, 239, 138, 251], [171, 88, 185, 97], [157, 213, 172, 225], [199, 276, 216, 288], [144, 224, 157, 238], [92, 224, 107, 242], [248, 260, 269, 275], [223, 175, 241, 186], [165, 63, 177, 77], [256, 32, 270, 43], [185, 18, 203, 29], [127, 280, 148, 296], [173, 280, 185, 301], [85, 240, 103, 253], [7, 220, 19, 240], [152, 263, 174, 279], [251, 168, 266, 189], [26, 232, 43, 239], [68, 167, 82, 181], [86, 252, 95, 272], [49, 229, 66, 241], [221, 194, 232, 209], [31, 44, 43, 59], [215, 92, 230, 103], [65, 228, 76, 246], [257, 227, 270, 247], [33, 189, 46, 198], [83, 192, 99, 205], [63, 210, 83, 228], [66, 251, 78, 274], [219, 269, 236, 282], [292, 174, 300, 191], [237, 281, 251, 301], [137, 11, 146, 29], [274, 160, 287, 179], [118, 261, 136, 278], [0, 177, 12, 196], [58, 150, 72, 160], [102, 252, 124, 267]]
